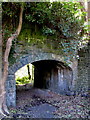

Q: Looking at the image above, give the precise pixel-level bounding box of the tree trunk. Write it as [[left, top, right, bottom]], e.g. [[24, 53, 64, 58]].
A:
[[0, 6, 23, 116], [27, 64, 31, 80]]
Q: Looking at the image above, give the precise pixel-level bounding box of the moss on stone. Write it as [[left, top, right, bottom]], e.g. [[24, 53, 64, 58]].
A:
[[17, 23, 63, 54], [8, 23, 74, 65]]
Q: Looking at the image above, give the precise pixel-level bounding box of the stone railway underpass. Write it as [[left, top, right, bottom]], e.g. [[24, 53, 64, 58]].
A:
[[6, 45, 90, 108]]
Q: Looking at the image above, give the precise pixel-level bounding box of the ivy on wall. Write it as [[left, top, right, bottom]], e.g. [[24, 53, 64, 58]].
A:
[[2, 2, 88, 63]]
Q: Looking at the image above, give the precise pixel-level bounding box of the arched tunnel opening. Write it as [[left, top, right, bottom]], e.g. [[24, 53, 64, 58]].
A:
[[32, 60, 73, 94], [15, 60, 73, 94], [15, 63, 34, 90], [32, 60, 60, 89]]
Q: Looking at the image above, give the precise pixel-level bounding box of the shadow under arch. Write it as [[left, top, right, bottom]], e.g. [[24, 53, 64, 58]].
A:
[[32, 59, 73, 91], [6, 52, 75, 107]]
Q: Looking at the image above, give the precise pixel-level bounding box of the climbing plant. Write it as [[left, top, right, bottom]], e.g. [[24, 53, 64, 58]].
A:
[[1, 2, 24, 115], [24, 2, 88, 61], [2, 2, 88, 62], [1, 2, 89, 115]]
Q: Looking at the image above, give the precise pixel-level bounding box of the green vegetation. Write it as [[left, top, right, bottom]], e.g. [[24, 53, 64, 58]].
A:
[[16, 76, 31, 85], [2, 2, 89, 62], [15, 64, 34, 85]]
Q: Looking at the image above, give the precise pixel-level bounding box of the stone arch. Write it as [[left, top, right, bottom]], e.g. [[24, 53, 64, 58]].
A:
[[32, 60, 73, 92], [6, 52, 77, 107]]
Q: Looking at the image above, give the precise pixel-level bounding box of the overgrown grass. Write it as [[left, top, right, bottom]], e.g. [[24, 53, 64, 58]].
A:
[[16, 76, 31, 85]]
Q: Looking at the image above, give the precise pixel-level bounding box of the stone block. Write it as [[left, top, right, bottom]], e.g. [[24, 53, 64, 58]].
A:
[[7, 75, 15, 81], [20, 58, 28, 66], [15, 62, 24, 71], [26, 55, 33, 63], [6, 80, 16, 92], [6, 92, 16, 107], [8, 67, 14, 75]]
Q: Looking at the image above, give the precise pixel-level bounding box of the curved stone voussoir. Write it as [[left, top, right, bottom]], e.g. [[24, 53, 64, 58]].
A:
[[7, 51, 75, 107]]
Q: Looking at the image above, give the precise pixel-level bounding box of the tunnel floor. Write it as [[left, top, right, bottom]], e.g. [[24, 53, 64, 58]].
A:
[[7, 88, 90, 119]]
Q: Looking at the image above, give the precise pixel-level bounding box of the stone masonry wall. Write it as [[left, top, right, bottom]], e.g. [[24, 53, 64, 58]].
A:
[[6, 42, 90, 107], [76, 44, 90, 95], [6, 50, 77, 107]]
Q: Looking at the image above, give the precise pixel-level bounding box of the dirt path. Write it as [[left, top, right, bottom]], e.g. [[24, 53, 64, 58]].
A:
[[1, 88, 90, 119]]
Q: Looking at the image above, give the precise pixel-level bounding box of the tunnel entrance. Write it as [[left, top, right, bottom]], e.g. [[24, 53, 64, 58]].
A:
[[15, 64, 34, 91], [32, 60, 73, 94], [15, 60, 73, 94], [7, 52, 76, 107]]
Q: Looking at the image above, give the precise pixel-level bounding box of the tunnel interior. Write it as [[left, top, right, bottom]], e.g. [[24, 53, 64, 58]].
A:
[[15, 60, 73, 94], [32, 60, 73, 94]]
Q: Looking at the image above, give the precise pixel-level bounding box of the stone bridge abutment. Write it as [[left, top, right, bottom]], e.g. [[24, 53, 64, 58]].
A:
[[6, 52, 77, 107]]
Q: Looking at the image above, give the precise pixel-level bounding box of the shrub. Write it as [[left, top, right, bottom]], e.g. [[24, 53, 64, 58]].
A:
[[16, 76, 31, 85]]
